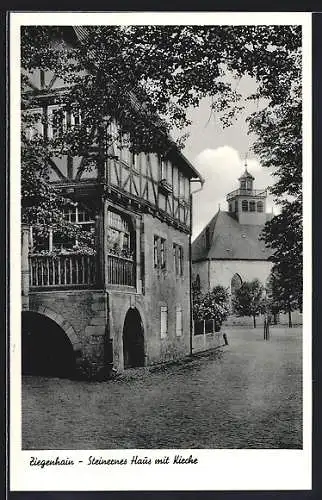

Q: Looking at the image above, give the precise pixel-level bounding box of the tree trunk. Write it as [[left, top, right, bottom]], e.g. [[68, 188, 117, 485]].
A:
[[253, 315, 256, 328], [288, 309, 292, 328]]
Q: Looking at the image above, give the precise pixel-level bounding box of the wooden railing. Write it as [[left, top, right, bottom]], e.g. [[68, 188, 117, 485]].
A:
[[193, 319, 220, 335], [226, 188, 267, 201], [29, 254, 96, 288], [107, 253, 135, 287]]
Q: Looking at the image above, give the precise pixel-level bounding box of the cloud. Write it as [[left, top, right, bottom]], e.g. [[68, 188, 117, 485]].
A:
[[192, 146, 276, 239]]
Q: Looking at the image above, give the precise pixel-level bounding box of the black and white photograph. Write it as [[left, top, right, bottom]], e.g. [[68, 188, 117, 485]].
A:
[[10, 11, 311, 492]]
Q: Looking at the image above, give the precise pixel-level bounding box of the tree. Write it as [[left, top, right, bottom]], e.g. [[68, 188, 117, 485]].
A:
[[21, 25, 302, 241], [266, 268, 301, 328], [193, 285, 230, 330], [232, 279, 265, 328], [249, 80, 303, 314]]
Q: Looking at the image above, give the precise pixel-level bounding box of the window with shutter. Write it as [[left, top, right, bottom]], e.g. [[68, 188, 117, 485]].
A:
[[176, 306, 183, 336], [160, 306, 168, 338]]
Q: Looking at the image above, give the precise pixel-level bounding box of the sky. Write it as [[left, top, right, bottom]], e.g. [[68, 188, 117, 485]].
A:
[[177, 78, 276, 240]]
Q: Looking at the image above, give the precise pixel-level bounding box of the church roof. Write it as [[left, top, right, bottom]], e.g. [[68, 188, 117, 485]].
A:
[[192, 210, 272, 262], [238, 168, 255, 180]]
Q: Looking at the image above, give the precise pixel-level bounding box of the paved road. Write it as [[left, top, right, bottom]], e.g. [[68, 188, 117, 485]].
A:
[[22, 326, 302, 449]]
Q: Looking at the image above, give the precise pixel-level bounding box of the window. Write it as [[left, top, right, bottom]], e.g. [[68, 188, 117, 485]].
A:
[[154, 236, 159, 268], [179, 172, 185, 198], [240, 179, 246, 190], [173, 243, 184, 276], [231, 273, 242, 295], [176, 306, 183, 336], [48, 107, 67, 139], [154, 235, 167, 270], [53, 203, 95, 250], [242, 200, 248, 212], [160, 306, 168, 338], [257, 201, 264, 212], [160, 157, 167, 180], [249, 201, 256, 212], [246, 179, 253, 190], [23, 108, 44, 141], [235, 200, 238, 212], [131, 151, 138, 169], [70, 108, 82, 127], [107, 209, 133, 257], [229, 203, 233, 212], [160, 238, 166, 269]]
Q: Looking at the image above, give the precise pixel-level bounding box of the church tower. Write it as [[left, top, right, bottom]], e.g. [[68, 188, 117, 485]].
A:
[[226, 166, 267, 225]]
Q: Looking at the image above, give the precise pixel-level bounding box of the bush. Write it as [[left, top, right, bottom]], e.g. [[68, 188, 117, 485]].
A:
[[193, 285, 230, 330]]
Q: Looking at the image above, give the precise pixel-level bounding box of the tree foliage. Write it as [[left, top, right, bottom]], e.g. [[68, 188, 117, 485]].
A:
[[21, 25, 302, 267], [232, 279, 265, 328], [193, 285, 230, 328]]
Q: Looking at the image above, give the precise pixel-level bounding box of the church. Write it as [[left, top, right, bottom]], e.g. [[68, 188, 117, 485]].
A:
[[191, 167, 273, 297]]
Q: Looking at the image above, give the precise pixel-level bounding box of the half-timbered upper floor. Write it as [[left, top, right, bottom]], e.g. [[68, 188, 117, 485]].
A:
[[21, 28, 202, 235]]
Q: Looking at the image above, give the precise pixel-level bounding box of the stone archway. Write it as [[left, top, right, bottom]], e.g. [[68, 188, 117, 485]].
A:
[[122, 308, 145, 369], [22, 311, 77, 378]]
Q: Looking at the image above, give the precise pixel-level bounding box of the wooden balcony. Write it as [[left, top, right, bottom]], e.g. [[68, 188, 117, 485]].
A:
[[28, 252, 136, 289], [107, 253, 135, 287], [29, 253, 97, 289]]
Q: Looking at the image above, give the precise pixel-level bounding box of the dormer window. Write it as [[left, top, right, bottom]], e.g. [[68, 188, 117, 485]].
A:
[[160, 157, 167, 181]]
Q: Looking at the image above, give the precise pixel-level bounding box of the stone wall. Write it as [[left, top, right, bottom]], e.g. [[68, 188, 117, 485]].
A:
[[108, 213, 191, 369], [29, 289, 108, 373], [192, 259, 273, 293]]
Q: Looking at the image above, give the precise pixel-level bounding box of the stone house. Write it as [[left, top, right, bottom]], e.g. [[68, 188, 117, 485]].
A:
[[21, 26, 204, 378]]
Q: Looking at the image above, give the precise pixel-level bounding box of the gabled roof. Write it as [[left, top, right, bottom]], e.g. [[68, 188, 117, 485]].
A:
[[192, 211, 272, 262]]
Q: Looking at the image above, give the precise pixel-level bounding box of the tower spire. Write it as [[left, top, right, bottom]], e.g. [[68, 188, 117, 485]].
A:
[[244, 151, 248, 169]]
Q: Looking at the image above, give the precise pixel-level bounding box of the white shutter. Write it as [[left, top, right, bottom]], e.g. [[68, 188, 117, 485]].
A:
[[160, 306, 168, 338], [176, 306, 182, 336]]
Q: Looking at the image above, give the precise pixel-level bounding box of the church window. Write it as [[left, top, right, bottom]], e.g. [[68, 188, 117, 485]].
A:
[[246, 179, 252, 190], [231, 273, 242, 295], [249, 201, 256, 212], [240, 179, 246, 190], [242, 200, 248, 212], [257, 201, 264, 212]]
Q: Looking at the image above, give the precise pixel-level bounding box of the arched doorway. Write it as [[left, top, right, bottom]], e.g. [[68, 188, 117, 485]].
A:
[[22, 311, 76, 378], [122, 308, 145, 369]]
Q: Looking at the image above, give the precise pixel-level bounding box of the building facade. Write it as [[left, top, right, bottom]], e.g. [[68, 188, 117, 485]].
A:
[[21, 27, 203, 378], [192, 168, 273, 298]]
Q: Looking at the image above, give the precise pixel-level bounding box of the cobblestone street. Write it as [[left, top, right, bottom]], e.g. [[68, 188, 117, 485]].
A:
[[22, 326, 302, 449]]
